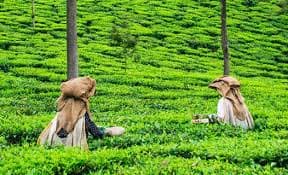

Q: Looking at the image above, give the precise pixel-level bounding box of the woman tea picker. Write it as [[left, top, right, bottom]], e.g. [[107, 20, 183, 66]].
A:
[[37, 77, 125, 149], [192, 76, 254, 130]]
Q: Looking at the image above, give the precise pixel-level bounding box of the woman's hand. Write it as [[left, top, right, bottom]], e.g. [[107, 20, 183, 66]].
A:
[[104, 127, 125, 136]]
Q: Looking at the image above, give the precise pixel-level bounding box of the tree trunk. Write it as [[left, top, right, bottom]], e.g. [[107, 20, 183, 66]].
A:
[[221, 0, 230, 76], [67, 0, 78, 80], [32, 0, 35, 29]]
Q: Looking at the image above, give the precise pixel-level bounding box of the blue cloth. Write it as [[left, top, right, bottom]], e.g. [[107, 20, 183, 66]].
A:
[[84, 112, 105, 139]]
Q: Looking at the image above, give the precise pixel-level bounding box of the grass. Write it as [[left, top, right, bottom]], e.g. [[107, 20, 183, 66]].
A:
[[0, 0, 288, 174]]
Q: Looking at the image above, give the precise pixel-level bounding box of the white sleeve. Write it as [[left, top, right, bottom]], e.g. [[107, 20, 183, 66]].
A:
[[217, 98, 225, 119]]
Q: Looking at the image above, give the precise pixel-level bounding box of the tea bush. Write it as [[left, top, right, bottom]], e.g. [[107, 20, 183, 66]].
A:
[[0, 0, 287, 174]]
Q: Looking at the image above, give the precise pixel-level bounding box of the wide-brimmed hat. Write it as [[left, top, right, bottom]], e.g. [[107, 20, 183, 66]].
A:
[[209, 76, 240, 89], [60, 76, 96, 100]]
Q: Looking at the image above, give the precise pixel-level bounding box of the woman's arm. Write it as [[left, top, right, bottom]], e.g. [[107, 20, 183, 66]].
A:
[[84, 112, 105, 139]]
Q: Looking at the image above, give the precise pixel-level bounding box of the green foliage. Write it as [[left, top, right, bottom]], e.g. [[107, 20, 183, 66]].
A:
[[0, 0, 287, 174], [277, 0, 288, 14], [110, 21, 139, 69], [0, 140, 288, 174], [242, 0, 258, 7]]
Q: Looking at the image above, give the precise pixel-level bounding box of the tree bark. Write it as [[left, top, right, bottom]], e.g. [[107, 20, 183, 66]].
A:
[[32, 0, 35, 29], [221, 0, 230, 76], [67, 0, 78, 80]]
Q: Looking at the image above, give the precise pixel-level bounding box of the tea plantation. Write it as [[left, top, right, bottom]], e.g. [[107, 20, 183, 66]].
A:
[[0, 0, 288, 174]]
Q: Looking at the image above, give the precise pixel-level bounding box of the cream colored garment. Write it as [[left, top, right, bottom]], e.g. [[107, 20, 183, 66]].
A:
[[37, 77, 96, 150], [217, 97, 254, 129], [37, 115, 88, 150]]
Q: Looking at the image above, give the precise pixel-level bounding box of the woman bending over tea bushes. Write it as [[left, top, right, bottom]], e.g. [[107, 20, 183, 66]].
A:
[[192, 76, 254, 130], [37, 77, 125, 150]]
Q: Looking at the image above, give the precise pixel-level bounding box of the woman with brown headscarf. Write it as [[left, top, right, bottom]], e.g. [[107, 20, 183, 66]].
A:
[[193, 76, 254, 129], [37, 77, 125, 150]]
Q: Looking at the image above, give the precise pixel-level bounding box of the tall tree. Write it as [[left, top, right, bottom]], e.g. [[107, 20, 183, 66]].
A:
[[67, 0, 78, 79], [221, 0, 230, 75], [32, 0, 35, 29]]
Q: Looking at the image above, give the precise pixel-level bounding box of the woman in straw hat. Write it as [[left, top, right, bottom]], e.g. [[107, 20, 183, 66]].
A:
[[37, 77, 125, 150], [192, 76, 254, 130]]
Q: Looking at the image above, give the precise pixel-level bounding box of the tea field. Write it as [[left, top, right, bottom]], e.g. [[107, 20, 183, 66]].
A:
[[0, 0, 288, 174]]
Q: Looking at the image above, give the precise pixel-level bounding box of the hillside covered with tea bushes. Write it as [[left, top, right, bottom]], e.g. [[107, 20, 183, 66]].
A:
[[0, 0, 288, 174]]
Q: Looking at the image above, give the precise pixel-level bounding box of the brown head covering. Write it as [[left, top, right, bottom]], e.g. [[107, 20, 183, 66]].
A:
[[209, 76, 247, 121], [56, 77, 96, 134]]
